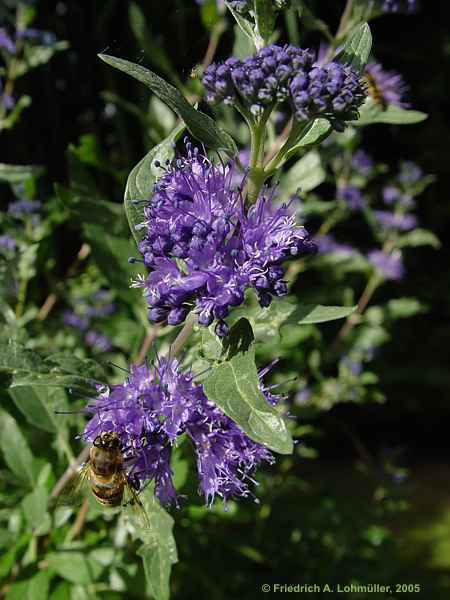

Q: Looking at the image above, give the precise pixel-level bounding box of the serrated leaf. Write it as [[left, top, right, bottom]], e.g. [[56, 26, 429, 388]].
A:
[[124, 121, 185, 244], [203, 319, 293, 454], [10, 386, 67, 433], [336, 23, 372, 73], [281, 150, 325, 197], [134, 489, 178, 600], [98, 54, 236, 157], [0, 410, 39, 487], [0, 163, 43, 184], [396, 228, 441, 249], [354, 98, 428, 125]]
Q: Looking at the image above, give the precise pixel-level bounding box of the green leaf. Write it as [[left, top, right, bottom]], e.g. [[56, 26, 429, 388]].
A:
[[0, 163, 43, 184], [0, 339, 45, 373], [283, 119, 332, 163], [45, 353, 106, 381], [0, 410, 39, 487], [203, 318, 293, 454], [385, 298, 427, 320], [5, 570, 52, 600], [396, 228, 441, 249], [232, 23, 254, 59], [10, 386, 67, 433], [230, 299, 357, 340], [254, 0, 276, 47], [226, 4, 255, 45], [281, 150, 325, 196], [22, 485, 50, 533], [354, 98, 428, 125], [124, 121, 185, 245], [46, 552, 97, 585], [135, 489, 178, 600], [98, 54, 236, 157], [336, 23, 372, 73], [83, 224, 140, 303]]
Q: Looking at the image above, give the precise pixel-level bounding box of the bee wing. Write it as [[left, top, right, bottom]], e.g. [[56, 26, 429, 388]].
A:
[[122, 476, 151, 529], [53, 462, 91, 507]]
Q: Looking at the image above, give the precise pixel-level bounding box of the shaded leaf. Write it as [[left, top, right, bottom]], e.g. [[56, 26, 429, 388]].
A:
[[98, 54, 236, 157], [124, 121, 185, 245], [0, 410, 39, 487], [5, 569, 52, 600]]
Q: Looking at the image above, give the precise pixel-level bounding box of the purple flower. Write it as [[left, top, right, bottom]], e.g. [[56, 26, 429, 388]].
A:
[[373, 210, 418, 231], [352, 150, 374, 176], [0, 234, 17, 252], [8, 199, 42, 218], [364, 62, 409, 108], [63, 310, 90, 331], [338, 185, 365, 210], [84, 358, 277, 505], [378, 0, 419, 13], [367, 250, 404, 280], [382, 185, 400, 205], [316, 234, 358, 257], [0, 28, 15, 53], [85, 331, 113, 352], [398, 160, 422, 184], [135, 142, 315, 332], [203, 45, 366, 128]]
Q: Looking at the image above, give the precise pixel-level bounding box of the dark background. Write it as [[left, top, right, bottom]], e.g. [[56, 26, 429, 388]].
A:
[[3, 0, 450, 460]]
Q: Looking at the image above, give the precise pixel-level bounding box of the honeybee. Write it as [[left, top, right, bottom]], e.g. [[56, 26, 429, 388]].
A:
[[364, 72, 388, 110], [56, 431, 149, 527]]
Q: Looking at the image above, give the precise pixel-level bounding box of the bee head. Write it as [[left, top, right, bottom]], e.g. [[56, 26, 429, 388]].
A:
[[94, 431, 121, 450]]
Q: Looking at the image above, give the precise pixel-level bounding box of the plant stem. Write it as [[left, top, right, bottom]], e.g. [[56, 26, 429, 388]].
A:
[[170, 312, 196, 358], [324, 0, 355, 62], [247, 119, 268, 204], [263, 121, 309, 176], [332, 273, 380, 348]]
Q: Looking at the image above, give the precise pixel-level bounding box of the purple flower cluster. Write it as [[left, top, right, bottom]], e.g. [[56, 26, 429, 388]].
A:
[[8, 199, 42, 218], [0, 234, 17, 252], [352, 150, 374, 176], [85, 331, 113, 353], [364, 62, 409, 108], [398, 160, 422, 184], [374, 210, 417, 231], [63, 292, 116, 351], [337, 185, 365, 210], [203, 45, 366, 128], [84, 358, 276, 505], [382, 186, 414, 209], [135, 144, 316, 336], [378, 0, 419, 13], [368, 250, 404, 280], [0, 28, 15, 53]]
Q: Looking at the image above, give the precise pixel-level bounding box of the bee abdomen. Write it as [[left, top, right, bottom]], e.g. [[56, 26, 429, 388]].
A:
[[91, 480, 124, 507]]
